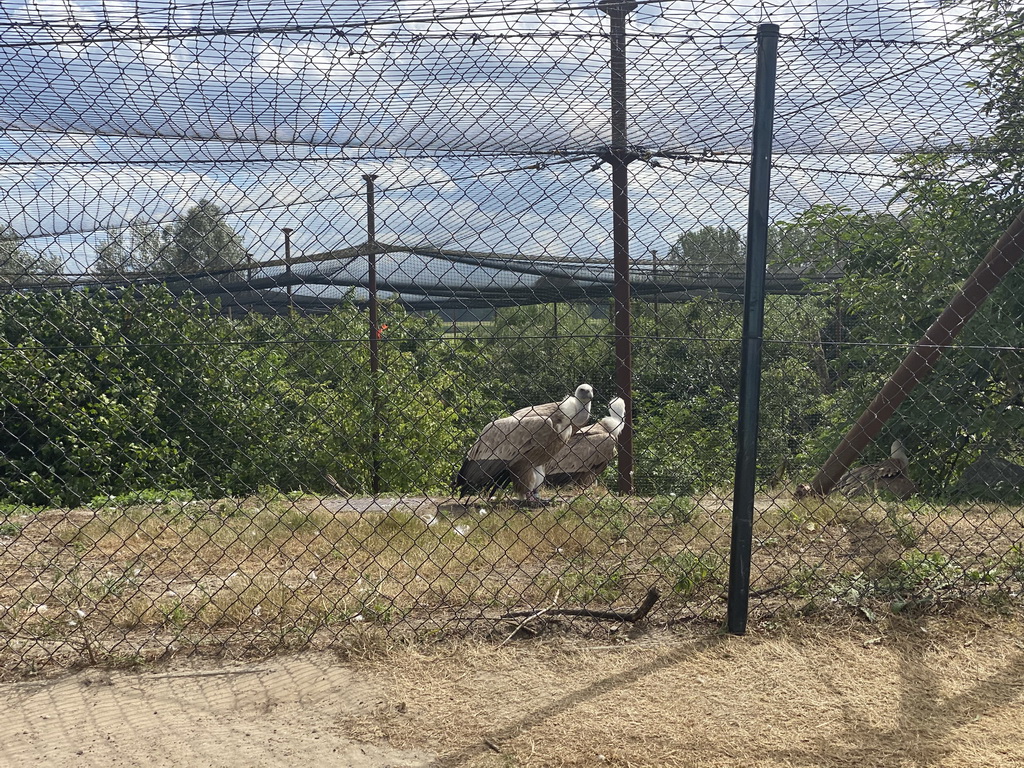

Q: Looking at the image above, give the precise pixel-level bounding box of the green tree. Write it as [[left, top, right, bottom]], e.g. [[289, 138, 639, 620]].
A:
[[0, 288, 495, 504], [952, 0, 1024, 217], [0, 224, 59, 285], [94, 216, 172, 275], [165, 199, 247, 274], [890, 1, 1024, 288], [862, 3, 1024, 489], [667, 225, 745, 276]]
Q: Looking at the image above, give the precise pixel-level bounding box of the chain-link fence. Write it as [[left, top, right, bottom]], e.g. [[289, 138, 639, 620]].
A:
[[1, 0, 1022, 676]]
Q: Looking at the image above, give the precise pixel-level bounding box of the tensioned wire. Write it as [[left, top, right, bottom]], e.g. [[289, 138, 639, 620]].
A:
[[2, 332, 1019, 355], [2, 150, 977, 244], [0, 0, 969, 45]]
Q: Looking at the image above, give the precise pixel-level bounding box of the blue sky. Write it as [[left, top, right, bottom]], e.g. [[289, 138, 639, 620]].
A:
[[0, 0, 991, 273]]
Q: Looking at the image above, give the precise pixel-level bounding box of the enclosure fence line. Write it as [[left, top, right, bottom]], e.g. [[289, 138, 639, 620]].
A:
[[0, 0, 1021, 677]]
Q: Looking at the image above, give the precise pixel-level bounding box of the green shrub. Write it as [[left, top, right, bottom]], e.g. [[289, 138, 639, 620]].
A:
[[0, 289, 498, 504]]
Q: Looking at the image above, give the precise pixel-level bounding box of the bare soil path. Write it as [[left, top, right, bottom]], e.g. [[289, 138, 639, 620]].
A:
[[0, 654, 431, 767], [3, 612, 1024, 767]]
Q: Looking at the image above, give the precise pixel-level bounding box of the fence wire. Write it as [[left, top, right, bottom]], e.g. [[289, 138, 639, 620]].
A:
[[1, 0, 1023, 676]]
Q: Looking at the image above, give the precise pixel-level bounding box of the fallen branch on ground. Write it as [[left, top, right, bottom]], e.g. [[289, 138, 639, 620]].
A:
[[500, 587, 660, 624]]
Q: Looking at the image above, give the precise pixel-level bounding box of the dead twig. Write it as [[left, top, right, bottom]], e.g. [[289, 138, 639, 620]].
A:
[[500, 587, 660, 624], [498, 590, 560, 647], [323, 473, 350, 497], [749, 584, 787, 599]]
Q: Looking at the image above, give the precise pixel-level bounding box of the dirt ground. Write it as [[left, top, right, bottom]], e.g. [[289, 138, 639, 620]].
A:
[[3, 610, 1024, 768]]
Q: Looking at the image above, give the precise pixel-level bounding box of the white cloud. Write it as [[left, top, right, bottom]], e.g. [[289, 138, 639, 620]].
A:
[[0, 0, 996, 269]]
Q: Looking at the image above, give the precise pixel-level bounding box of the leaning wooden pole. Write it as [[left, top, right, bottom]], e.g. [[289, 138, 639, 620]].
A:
[[809, 206, 1024, 497]]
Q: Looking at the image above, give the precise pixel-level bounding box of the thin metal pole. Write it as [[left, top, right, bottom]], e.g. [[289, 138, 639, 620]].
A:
[[727, 23, 779, 636], [282, 227, 294, 314], [601, 0, 637, 495], [364, 175, 380, 373], [809, 205, 1024, 496], [652, 248, 659, 340], [364, 174, 381, 495]]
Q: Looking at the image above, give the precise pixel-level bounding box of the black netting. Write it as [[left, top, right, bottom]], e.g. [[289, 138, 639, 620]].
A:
[[1, 0, 1022, 677]]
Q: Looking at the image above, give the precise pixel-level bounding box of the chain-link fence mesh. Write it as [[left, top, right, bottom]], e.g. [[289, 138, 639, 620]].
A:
[[0, 0, 1021, 676]]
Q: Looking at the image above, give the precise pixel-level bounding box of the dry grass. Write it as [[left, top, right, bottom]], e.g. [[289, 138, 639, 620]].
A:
[[0, 488, 726, 676], [338, 610, 1024, 767], [749, 495, 1024, 617], [329, 606, 1024, 768], [4, 611, 1024, 767], [1, 487, 1023, 678]]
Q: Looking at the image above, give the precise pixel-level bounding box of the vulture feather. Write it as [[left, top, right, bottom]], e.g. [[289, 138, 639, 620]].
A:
[[546, 397, 626, 488], [512, 383, 593, 433], [454, 384, 594, 505], [835, 439, 918, 500]]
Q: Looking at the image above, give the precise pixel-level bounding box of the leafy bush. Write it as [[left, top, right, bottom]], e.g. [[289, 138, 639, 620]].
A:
[[652, 551, 722, 596], [0, 289, 496, 504]]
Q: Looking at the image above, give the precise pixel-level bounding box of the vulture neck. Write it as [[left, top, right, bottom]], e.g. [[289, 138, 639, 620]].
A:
[[559, 394, 591, 429], [890, 441, 909, 468], [603, 399, 626, 438]]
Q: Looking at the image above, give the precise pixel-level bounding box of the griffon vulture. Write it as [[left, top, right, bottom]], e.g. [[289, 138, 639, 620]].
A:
[[835, 439, 918, 499], [546, 397, 626, 488], [454, 384, 594, 506], [511, 384, 594, 432]]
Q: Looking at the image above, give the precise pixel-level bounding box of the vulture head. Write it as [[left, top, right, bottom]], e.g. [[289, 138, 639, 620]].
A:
[[560, 383, 594, 431], [574, 384, 594, 403]]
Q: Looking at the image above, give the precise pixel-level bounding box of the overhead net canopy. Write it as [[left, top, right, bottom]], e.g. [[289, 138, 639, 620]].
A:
[[0, 0, 992, 310]]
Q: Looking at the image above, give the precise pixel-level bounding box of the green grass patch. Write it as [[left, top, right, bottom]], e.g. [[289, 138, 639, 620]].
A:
[[885, 504, 919, 549], [652, 551, 722, 597], [546, 557, 630, 604], [647, 495, 697, 525]]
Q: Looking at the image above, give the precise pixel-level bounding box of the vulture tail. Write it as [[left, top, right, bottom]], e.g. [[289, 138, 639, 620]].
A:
[[544, 471, 579, 488], [454, 459, 516, 497]]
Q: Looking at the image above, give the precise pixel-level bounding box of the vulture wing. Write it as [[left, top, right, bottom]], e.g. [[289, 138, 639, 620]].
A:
[[512, 384, 592, 432], [467, 415, 559, 462], [455, 413, 570, 497], [836, 440, 916, 499], [546, 424, 618, 487], [879, 475, 919, 499], [836, 458, 915, 499], [512, 402, 558, 420]]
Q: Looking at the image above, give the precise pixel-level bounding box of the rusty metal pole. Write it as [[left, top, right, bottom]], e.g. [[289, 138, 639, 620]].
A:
[[810, 206, 1024, 496], [282, 227, 294, 314], [601, 0, 637, 495], [727, 23, 779, 636], [364, 175, 380, 376], [651, 248, 659, 340], [364, 174, 381, 495]]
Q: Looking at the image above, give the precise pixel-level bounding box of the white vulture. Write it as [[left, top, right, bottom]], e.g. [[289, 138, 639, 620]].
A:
[[454, 384, 594, 506], [835, 439, 918, 500], [545, 397, 626, 488]]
